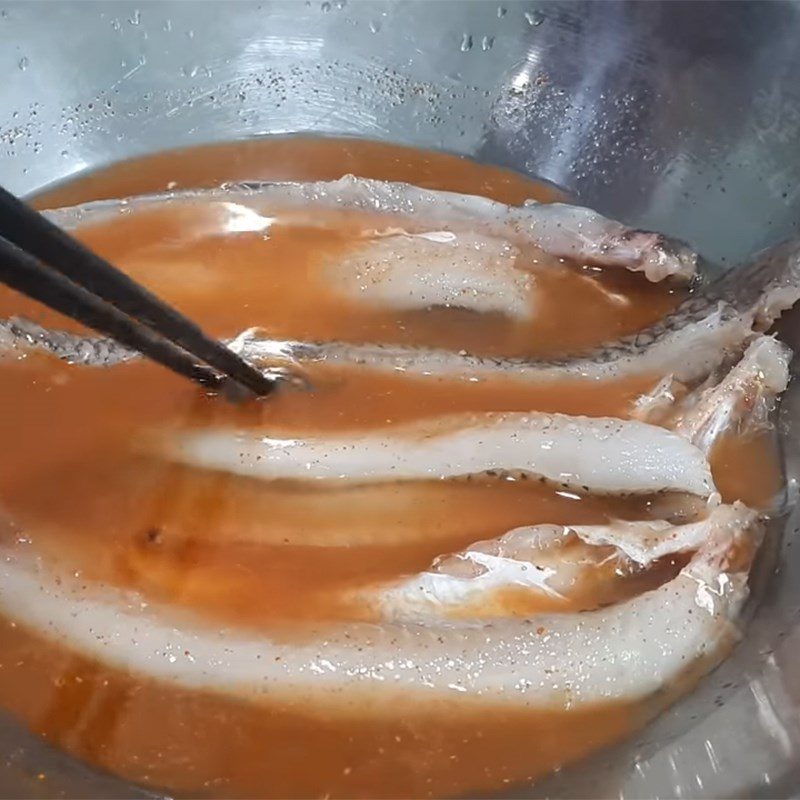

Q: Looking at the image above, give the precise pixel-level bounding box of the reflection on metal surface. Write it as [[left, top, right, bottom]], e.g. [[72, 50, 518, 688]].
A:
[[751, 670, 794, 760]]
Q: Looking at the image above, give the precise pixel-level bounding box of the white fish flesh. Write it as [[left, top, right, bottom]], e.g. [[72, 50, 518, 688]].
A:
[[3, 240, 798, 388], [226, 239, 800, 385], [43, 176, 699, 280], [325, 231, 532, 319], [0, 501, 761, 711], [368, 503, 743, 621], [162, 411, 716, 496], [671, 336, 791, 454], [631, 375, 686, 424]]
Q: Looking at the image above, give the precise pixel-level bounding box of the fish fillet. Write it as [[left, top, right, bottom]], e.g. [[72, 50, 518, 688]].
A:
[[326, 231, 532, 319], [0, 317, 135, 367], [3, 240, 798, 388], [43, 176, 698, 280], [671, 336, 791, 453], [0, 503, 760, 711], [161, 411, 716, 496], [369, 503, 742, 621], [229, 238, 800, 385]]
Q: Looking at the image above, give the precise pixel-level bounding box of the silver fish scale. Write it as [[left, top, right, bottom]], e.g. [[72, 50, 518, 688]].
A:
[[0, 239, 797, 377], [0, 317, 136, 366]]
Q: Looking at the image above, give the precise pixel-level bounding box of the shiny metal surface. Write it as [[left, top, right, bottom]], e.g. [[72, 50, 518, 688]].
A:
[[2, 1, 800, 797]]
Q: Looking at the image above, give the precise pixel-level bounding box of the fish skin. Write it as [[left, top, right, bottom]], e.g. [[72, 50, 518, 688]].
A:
[[0, 317, 135, 366], [231, 238, 800, 384], [163, 411, 716, 497], [0, 185, 782, 717], [366, 502, 754, 622], [0, 502, 761, 711], [2, 238, 798, 388], [671, 335, 791, 453], [42, 176, 699, 280]]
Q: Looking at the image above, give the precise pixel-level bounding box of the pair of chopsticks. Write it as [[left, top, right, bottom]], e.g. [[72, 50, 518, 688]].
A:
[[0, 185, 274, 397]]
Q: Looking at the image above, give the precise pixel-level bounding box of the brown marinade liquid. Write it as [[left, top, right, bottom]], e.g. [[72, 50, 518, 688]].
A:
[[0, 137, 780, 798]]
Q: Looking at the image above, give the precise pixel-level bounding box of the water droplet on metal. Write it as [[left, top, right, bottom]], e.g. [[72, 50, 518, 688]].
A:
[[369, 19, 381, 33], [17, 56, 28, 71], [481, 35, 494, 51], [128, 9, 141, 25], [460, 33, 473, 52], [320, 1, 331, 11], [110, 18, 121, 31], [497, 5, 507, 17], [524, 10, 544, 26], [163, 18, 172, 32]]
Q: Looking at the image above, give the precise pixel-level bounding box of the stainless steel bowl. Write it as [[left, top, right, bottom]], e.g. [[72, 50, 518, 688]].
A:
[[2, 2, 800, 797]]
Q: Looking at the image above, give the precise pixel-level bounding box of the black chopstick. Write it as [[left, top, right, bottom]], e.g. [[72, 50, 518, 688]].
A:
[[0, 185, 274, 396], [0, 236, 224, 387]]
